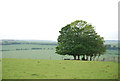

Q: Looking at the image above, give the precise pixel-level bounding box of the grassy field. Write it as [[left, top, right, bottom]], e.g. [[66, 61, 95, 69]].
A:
[[2, 44, 118, 61], [2, 58, 118, 79], [2, 44, 74, 60], [2, 44, 56, 51], [1, 40, 119, 79], [0, 58, 2, 80]]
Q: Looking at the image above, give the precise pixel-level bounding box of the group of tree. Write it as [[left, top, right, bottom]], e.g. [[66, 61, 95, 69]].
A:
[[2, 41, 57, 45], [105, 45, 118, 50], [56, 20, 106, 61]]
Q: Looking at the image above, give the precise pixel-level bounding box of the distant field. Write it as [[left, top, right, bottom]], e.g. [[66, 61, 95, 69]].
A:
[[2, 44, 70, 60], [2, 44, 118, 61], [2, 58, 118, 79], [2, 44, 56, 51]]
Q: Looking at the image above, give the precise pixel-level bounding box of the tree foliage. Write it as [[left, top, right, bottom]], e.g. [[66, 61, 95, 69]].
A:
[[56, 20, 106, 61]]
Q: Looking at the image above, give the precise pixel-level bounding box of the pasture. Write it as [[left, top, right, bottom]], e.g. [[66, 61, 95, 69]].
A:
[[1, 40, 119, 79], [2, 44, 66, 60], [2, 58, 118, 79], [2, 44, 118, 61]]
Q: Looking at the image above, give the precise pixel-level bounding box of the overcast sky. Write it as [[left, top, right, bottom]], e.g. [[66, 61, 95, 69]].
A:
[[0, 0, 119, 41]]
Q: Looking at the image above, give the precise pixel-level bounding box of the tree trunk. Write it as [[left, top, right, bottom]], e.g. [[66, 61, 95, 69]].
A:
[[78, 55, 80, 60], [90, 56, 92, 61], [86, 56, 88, 61], [93, 57, 95, 61], [73, 56, 76, 60], [93, 56, 95, 61], [97, 56, 100, 61], [93, 56, 96, 61], [82, 55, 85, 61]]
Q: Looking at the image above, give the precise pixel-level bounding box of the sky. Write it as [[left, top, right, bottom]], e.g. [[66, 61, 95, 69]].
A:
[[0, 0, 119, 41]]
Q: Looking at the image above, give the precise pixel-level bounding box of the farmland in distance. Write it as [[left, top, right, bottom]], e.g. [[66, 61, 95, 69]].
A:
[[1, 40, 118, 61]]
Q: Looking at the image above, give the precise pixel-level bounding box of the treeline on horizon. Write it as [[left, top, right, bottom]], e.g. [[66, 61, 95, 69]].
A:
[[1, 40, 58, 45]]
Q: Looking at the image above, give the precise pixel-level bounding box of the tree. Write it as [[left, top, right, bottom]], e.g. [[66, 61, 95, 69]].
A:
[[56, 20, 106, 61]]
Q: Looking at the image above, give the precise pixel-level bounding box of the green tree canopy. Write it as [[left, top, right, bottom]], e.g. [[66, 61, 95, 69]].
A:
[[56, 20, 106, 61]]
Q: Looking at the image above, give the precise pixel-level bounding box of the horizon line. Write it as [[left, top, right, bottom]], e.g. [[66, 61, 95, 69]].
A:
[[0, 39, 118, 41]]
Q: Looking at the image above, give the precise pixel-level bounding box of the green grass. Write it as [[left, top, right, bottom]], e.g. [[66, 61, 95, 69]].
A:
[[2, 58, 118, 79], [2, 50, 64, 60], [2, 44, 118, 61], [2, 44, 73, 60], [0, 58, 2, 80]]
